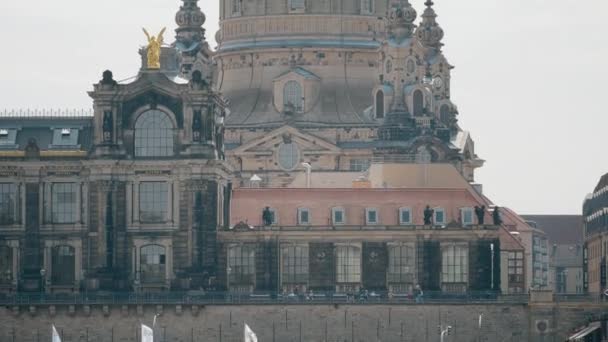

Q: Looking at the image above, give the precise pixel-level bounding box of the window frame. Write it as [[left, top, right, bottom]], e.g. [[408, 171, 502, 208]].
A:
[[281, 244, 309, 284], [51, 245, 76, 286], [138, 181, 169, 223], [441, 244, 469, 285], [335, 244, 361, 284], [283, 80, 303, 112], [277, 142, 301, 171], [332, 207, 346, 225], [361, 0, 374, 14], [227, 244, 256, 285], [461, 207, 474, 226], [434, 207, 446, 226], [387, 244, 415, 284], [49, 183, 78, 224], [0, 183, 18, 225], [288, 0, 306, 12], [134, 109, 175, 158], [398, 207, 412, 225], [297, 207, 310, 225], [140, 244, 167, 284], [365, 207, 379, 225]]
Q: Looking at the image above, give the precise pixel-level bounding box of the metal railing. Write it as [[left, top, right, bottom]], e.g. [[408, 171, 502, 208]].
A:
[[0, 108, 93, 118], [0, 290, 530, 306], [227, 224, 501, 232]]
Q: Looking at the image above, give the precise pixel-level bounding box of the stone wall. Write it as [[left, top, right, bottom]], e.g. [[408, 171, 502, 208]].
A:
[[0, 303, 603, 342]]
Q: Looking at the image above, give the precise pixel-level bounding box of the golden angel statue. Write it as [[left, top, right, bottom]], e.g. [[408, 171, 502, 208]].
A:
[[143, 27, 166, 69]]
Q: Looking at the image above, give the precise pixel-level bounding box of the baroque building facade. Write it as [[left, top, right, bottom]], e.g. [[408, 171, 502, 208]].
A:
[[0, 0, 542, 296]]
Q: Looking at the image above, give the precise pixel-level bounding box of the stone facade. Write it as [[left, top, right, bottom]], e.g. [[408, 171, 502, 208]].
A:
[[0, 302, 605, 342], [583, 173, 608, 295]]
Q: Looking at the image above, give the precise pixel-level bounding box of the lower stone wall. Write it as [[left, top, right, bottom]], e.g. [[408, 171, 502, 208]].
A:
[[0, 303, 601, 342]]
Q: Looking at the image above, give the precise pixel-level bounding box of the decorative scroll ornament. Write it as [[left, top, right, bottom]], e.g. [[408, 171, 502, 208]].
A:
[[143, 27, 166, 69]]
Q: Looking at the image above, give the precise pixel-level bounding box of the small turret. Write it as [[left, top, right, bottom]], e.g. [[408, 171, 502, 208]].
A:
[[175, 0, 206, 53], [388, 0, 418, 43], [415, 0, 444, 50]]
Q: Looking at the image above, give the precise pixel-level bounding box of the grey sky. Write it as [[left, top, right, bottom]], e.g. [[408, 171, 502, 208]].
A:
[[0, 0, 606, 215]]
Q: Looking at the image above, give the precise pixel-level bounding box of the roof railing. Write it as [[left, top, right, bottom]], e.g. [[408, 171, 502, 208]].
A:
[[0, 108, 94, 118]]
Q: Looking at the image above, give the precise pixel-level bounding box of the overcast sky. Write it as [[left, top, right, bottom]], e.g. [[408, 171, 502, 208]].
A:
[[0, 0, 607, 215]]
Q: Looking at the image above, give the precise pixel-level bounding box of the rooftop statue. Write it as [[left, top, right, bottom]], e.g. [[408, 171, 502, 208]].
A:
[[143, 27, 166, 69]]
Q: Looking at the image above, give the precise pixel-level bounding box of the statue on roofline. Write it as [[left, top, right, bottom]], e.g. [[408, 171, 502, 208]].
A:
[[143, 27, 166, 69]]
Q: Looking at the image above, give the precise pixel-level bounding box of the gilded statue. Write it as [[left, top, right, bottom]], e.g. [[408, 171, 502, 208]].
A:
[[142, 27, 166, 69]]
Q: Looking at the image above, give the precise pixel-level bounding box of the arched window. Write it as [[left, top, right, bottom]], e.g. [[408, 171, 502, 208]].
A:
[[52, 245, 75, 285], [440, 105, 450, 124], [140, 244, 166, 284], [283, 81, 303, 113], [375, 90, 384, 119], [0, 246, 13, 285], [134, 110, 174, 157], [413, 90, 424, 116], [278, 143, 300, 171]]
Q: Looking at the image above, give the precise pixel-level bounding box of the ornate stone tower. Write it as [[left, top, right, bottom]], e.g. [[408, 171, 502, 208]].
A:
[[87, 34, 232, 290], [174, 0, 214, 81]]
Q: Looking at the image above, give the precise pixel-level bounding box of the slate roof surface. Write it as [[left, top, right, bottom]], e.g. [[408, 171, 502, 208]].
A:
[[521, 215, 584, 245], [0, 116, 93, 151]]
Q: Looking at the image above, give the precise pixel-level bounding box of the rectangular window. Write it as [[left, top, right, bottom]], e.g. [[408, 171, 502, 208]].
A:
[[332, 208, 345, 225], [228, 245, 255, 285], [231, 0, 241, 14], [388, 245, 415, 284], [0, 184, 17, 225], [349, 159, 371, 172], [298, 208, 310, 225], [336, 245, 361, 283], [442, 245, 468, 284], [289, 0, 305, 11], [50, 183, 77, 224], [399, 208, 412, 225], [366, 208, 378, 225], [139, 182, 168, 223], [282, 245, 309, 284], [51, 128, 79, 148], [0, 129, 17, 147], [434, 208, 445, 226], [461, 208, 474, 226], [508, 251, 525, 287], [361, 0, 374, 14]]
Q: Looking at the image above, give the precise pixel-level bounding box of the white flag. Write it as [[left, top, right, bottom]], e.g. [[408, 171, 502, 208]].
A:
[[142, 324, 154, 342], [52, 325, 62, 342], [244, 323, 258, 342]]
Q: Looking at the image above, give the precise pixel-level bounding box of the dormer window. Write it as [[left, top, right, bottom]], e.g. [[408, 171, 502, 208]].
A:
[[51, 128, 79, 148], [61, 128, 71, 136], [0, 129, 8, 137], [283, 81, 303, 113]]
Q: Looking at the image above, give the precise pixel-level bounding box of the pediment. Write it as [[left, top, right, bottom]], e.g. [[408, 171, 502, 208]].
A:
[[232, 125, 341, 155], [273, 67, 320, 83]]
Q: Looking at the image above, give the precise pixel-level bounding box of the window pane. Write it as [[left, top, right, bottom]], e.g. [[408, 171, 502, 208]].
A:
[[0, 246, 13, 284], [140, 245, 166, 283], [0, 184, 16, 225], [52, 245, 75, 285], [51, 183, 77, 224], [134, 110, 174, 157], [283, 81, 303, 111], [282, 245, 309, 284], [400, 209, 411, 224], [278, 143, 300, 170], [228, 245, 256, 284], [336, 246, 361, 283], [139, 182, 168, 222]]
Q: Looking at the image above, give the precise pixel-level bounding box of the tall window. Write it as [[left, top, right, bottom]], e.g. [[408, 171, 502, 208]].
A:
[[283, 81, 303, 112], [140, 245, 166, 283], [388, 245, 415, 284], [349, 159, 370, 172], [134, 110, 174, 157], [375, 90, 384, 119], [278, 143, 300, 171], [442, 245, 468, 284], [413, 90, 424, 116], [51, 245, 75, 285], [361, 0, 374, 14], [508, 251, 524, 293], [336, 245, 361, 283], [282, 245, 309, 284], [440, 105, 450, 124], [0, 184, 17, 225], [139, 182, 168, 223], [231, 0, 242, 14], [0, 246, 13, 285], [289, 0, 305, 11], [366, 208, 379, 225], [50, 183, 78, 224], [228, 245, 255, 285]]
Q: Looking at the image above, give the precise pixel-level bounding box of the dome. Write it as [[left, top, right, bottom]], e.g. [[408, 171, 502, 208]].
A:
[[415, 0, 444, 49]]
